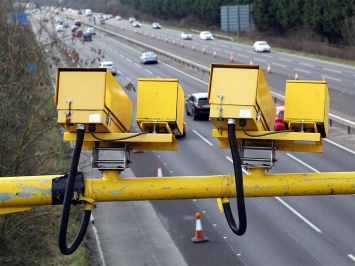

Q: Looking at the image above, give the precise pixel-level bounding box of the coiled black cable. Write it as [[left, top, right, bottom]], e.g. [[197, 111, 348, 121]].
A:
[[58, 124, 92, 255], [223, 119, 247, 236]]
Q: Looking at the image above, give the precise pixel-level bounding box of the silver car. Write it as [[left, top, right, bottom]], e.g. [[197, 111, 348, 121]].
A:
[[139, 52, 158, 64], [180, 32, 192, 40], [99, 61, 117, 75]]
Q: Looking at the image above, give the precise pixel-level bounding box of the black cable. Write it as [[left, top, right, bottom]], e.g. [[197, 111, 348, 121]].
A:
[[88, 124, 147, 142], [241, 125, 293, 137], [58, 124, 91, 255], [222, 119, 247, 236]]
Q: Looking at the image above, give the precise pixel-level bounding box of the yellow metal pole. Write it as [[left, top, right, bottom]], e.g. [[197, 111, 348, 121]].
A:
[[1, 170, 355, 211], [0, 175, 57, 207]]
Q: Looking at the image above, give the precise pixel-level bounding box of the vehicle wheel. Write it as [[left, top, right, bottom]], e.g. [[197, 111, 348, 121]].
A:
[[192, 112, 198, 121], [186, 108, 191, 116]]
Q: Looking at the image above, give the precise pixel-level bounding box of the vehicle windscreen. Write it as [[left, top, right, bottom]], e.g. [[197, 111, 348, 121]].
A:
[[198, 98, 209, 105]]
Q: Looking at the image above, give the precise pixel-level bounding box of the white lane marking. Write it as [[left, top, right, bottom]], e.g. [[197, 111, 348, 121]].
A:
[[348, 254, 355, 262], [323, 139, 355, 155], [226, 156, 249, 174], [275, 197, 322, 233], [226, 153, 322, 232], [254, 58, 267, 63], [193, 130, 213, 146], [323, 67, 342, 74], [90, 214, 106, 266], [299, 62, 315, 67], [273, 62, 287, 68], [162, 62, 208, 85], [237, 54, 249, 58], [286, 153, 319, 173], [126, 58, 132, 63], [134, 63, 141, 68], [145, 69, 153, 75], [294, 68, 311, 74], [321, 75, 342, 82], [279, 58, 292, 62]]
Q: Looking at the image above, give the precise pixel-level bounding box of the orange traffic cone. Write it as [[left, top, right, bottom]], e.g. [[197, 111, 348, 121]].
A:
[[181, 42, 184, 48], [202, 47, 206, 54], [173, 40, 175, 45], [192, 45, 195, 51], [295, 72, 299, 80], [191, 213, 209, 243], [230, 53, 234, 62], [165, 37, 168, 43], [213, 51, 217, 58], [267, 63, 272, 74], [157, 164, 163, 177]]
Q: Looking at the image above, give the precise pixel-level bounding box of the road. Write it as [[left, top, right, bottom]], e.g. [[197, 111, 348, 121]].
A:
[[32, 10, 355, 266]]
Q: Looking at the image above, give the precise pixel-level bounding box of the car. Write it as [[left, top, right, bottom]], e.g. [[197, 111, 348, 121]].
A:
[[73, 29, 83, 37], [185, 92, 210, 120], [129, 17, 136, 23], [63, 21, 69, 28], [74, 20, 81, 27], [275, 106, 286, 131], [99, 19, 106, 25], [99, 61, 117, 75], [86, 27, 95, 35], [115, 15, 122, 20], [56, 24, 64, 32], [82, 32, 92, 41], [139, 52, 158, 64], [108, 14, 114, 19], [253, 41, 271, 53], [152, 22, 161, 29], [56, 18, 64, 24], [132, 21, 141, 27], [199, 31, 213, 40], [180, 32, 192, 40], [71, 25, 79, 33]]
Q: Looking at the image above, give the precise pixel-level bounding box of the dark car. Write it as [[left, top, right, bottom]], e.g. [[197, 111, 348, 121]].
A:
[[275, 106, 286, 131], [185, 92, 210, 120], [74, 20, 81, 27], [82, 32, 92, 41]]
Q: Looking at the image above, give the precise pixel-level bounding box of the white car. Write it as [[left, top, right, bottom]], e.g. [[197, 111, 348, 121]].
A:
[[180, 32, 192, 40], [253, 41, 271, 53], [99, 61, 117, 76], [152, 22, 161, 29], [56, 25, 64, 32], [199, 31, 213, 40]]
